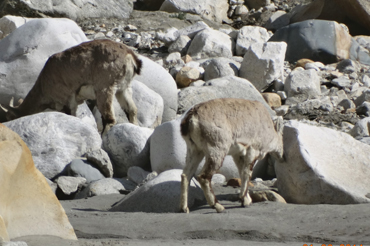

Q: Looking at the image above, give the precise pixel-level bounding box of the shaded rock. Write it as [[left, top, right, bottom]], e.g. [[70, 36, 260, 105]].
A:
[[187, 28, 234, 59], [110, 169, 205, 213], [178, 75, 275, 115], [0, 124, 76, 241], [203, 57, 240, 81], [264, 10, 290, 31], [269, 19, 370, 65], [150, 118, 240, 180], [0, 0, 134, 21], [168, 35, 191, 55], [262, 92, 281, 109], [160, 0, 229, 23], [67, 159, 105, 183], [275, 120, 370, 204], [245, 0, 270, 10], [4, 112, 102, 179], [0, 18, 88, 105], [239, 42, 287, 91], [349, 117, 370, 138], [85, 149, 114, 178], [135, 55, 178, 122], [102, 123, 153, 178]]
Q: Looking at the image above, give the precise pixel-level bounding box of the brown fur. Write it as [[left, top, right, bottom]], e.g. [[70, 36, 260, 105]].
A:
[[180, 98, 283, 213], [1, 39, 142, 133]]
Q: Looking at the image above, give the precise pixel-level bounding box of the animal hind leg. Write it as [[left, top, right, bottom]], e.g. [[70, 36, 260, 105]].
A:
[[96, 88, 116, 135], [233, 152, 255, 207], [180, 145, 204, 213], [197, 152, 226, 213]]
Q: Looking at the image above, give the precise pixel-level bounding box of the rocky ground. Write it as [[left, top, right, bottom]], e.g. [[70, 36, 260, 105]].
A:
[[15, 186, 370, 246]]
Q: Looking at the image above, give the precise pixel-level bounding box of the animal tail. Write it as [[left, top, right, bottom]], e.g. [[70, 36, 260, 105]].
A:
[[180, 108, 194, 136]]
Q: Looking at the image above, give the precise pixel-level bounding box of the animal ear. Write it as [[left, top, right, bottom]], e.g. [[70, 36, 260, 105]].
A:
[[273, 116, 284, 135]]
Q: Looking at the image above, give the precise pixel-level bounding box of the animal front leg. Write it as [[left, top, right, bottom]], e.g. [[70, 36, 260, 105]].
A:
[[238, 158, 255, 207], [96, 89, 116, 135]]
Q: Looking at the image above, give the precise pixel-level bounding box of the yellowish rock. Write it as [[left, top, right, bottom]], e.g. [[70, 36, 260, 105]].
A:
[[176, 66, 201, 88], [0, 124, 77, 242]]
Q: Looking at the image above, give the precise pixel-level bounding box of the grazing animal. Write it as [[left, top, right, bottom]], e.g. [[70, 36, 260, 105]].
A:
[[179, 98, 284, 213], [0, 39, 142, 134]]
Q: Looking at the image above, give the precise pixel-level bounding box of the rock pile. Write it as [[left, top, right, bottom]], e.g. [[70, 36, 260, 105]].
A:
[[0, 0, 370, 231]]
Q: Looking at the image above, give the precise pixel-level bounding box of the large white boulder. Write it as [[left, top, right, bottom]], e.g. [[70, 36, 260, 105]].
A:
[[0, 18, 88, 105], [275, 120, 370, 204], [160, 0, 229, 23], [187, 28, 234, 59], [177, 75, 275, 115], [0, 0, 134, 21], [135, 55, 178, 123], [236, 26, 271, 56], [239, 42, 287, 91], [110, 169, 205, 213], [3, 112, 102, 179], [102, 123, 153, 177], [150, 118, 240, 180]]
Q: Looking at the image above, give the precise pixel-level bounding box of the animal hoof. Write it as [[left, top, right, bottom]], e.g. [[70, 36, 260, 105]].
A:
[[241, 194, 252, 207], [180, 207, 189, 213], [214, 203, 225, 213]]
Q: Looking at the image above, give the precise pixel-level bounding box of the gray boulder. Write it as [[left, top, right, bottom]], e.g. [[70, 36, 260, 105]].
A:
[[135, 55, 178, 123], [102, 123, 153, 178], [55, 176, 86, 196], [150, 118, 240, 180], [0, 18, 88, 105], [178, 75, 275, 115], [160, 0, 229, 23], [110, 169, 205, 213], [275, 120, 370, 204], [203, 57, 240, 81], [239, 42, 287, 92], [187, 28, 234, 59], [0, 15, 33, 39], [67, 159, 105, 183], [4, 112, 102, 179], [85, 149, 114, 178], [269, 19, 370, 65], [0, 0, 134, 21], [284, 68, 321, 99], [349, 117, 370, 139]]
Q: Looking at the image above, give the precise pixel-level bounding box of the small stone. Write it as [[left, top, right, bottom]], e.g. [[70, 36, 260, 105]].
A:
[[176, 66, 201, 88], [227, 178, 241, 187]]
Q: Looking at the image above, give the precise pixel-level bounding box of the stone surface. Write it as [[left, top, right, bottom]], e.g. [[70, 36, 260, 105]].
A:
[[239, 42, 287, 92], [67, 159, 105, 183], [0, 0, 134, 21], [85, 149, 114, 178], [0, 124, 77, 241], [3, 112, 102, 179], [150, 118, 240, 180], [0, 15, 32, 39], [110, 169, 205, 213], [187, 28, 234, 59], [55, 176, 87, 196], [284, 68, 321, 99], [236, 26, 271, 56], [0, 18, 88, 105], [203, 57, 240, 81], [135, 55, 178, 122], [102, 123, 153, 177], [275, 120, 370, 204], [160, 0, 229, 23], [269, 19, 370, 65], [176, 66, 201, 88], [178, 75, 275, 115]]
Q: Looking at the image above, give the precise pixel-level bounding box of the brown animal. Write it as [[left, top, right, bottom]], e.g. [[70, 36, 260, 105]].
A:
[[179, 98, 284, 213], [0, 39, 142, 134]]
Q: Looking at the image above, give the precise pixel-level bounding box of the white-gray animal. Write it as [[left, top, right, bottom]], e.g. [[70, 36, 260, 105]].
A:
[[179, 98, 284, 213]]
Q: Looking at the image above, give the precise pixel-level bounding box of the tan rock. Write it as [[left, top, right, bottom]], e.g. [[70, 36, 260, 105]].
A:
[[0, 124, 77, 242], [262, 92, 282, 109], [249, 190, 287, 203], [295, 58, 315, 68], [176, 66, 201, 88]]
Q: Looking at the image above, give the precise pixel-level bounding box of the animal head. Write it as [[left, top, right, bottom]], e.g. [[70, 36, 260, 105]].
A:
[[0, 98, 23, 121]]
